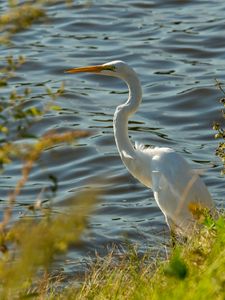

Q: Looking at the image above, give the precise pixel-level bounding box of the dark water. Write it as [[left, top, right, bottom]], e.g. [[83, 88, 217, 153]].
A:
[[1, 0, 224, 276]]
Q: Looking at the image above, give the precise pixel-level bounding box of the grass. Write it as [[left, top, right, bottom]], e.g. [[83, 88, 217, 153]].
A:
[[53, 214, 225, 300], [0, 190, 99, 299], [1, 197, 225, 299]]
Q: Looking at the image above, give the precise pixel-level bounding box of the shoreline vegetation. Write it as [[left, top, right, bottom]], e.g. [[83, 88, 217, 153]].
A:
[[0, 1, 224, 299]]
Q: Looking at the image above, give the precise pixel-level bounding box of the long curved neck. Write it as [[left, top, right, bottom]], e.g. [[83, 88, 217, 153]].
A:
[[113, 74, 142, 157]]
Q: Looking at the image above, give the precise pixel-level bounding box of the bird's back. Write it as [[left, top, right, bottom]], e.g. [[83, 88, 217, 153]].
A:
[[132, 146, 214, 233]]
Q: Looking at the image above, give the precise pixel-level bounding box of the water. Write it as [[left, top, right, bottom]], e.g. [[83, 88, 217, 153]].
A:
[[0, 0, 224, 277]]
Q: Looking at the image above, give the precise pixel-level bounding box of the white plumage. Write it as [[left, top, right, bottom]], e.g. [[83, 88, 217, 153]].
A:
[[66, 60, 214, 235]]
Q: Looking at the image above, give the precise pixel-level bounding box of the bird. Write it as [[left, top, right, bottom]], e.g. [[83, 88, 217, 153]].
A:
[[65, 60, 214, 236]]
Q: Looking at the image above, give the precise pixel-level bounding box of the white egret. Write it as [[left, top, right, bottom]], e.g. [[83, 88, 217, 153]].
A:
[[66, 60, 214, 235]]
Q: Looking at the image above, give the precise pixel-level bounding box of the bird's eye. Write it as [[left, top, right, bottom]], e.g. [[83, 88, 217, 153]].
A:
[[104, 65, 116, 72]]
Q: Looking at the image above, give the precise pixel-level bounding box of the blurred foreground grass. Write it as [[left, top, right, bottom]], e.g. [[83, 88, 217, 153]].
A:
[[0, 190, 99, 299], [0, 0, 75, 44], [0, 1, 99, 298]]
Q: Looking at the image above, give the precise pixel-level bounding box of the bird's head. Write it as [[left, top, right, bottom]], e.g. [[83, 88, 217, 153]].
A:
[[65, 60, 135, 80]]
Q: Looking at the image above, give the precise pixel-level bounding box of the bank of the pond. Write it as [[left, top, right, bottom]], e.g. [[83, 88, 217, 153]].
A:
[[48, 215, 225, 300]]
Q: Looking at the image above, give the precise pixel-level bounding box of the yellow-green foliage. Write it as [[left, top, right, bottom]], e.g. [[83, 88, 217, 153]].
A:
[[0, 190, 98, 299], [0, 98, 94, 298], [0, 130, 92, 233], [0, 55, 25, 87], [0, 4, 96, 298], [0, 1, 76, 44], [0, 2, 45, 44]]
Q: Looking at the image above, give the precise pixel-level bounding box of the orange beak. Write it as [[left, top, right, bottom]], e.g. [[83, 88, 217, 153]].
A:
[[65, 64, 106, 74]]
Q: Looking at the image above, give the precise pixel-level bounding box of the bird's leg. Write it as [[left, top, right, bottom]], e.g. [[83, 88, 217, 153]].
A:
[[170, 229, 177, 248], [166, 216, 178, 247]]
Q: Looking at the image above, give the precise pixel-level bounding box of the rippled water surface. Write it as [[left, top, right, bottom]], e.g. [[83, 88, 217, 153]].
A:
[[1, 0, 224, 276]]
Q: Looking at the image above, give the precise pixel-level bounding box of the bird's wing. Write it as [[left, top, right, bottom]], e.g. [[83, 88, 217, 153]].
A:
[[134, 141, 146, 151], [150, 151, 194, 217], [151, 168, 180, 213], [150, 150, 213, 228]]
